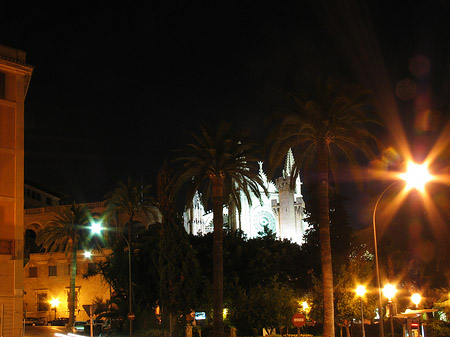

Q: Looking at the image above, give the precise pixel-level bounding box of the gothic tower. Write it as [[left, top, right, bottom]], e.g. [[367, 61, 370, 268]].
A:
[[184, 149, 307, 244]]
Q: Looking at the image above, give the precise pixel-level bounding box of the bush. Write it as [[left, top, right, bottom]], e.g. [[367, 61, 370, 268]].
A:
[[426, 319, 450, 337]]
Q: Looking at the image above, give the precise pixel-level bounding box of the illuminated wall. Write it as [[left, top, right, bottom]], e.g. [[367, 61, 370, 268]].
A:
[[23, 250, 111, 323], [184, 150, 308, 245], [0, 45, 33, 337]]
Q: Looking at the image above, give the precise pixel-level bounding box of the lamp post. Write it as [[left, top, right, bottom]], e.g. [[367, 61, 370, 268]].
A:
[[356, 285, 366, 337], [382, 284, 397, 337], [372, 161, 433, 337], [122, 234, 133, 337]]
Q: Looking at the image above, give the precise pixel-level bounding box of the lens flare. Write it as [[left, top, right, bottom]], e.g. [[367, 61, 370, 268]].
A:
[[398, 161, 433, 192]]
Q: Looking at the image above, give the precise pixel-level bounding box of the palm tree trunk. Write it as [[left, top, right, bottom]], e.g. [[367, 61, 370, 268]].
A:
[[318, 142, 335, 337], [128, 220, 133, 337], [69, 242, 77, 327], [212, 175, 224, 337]]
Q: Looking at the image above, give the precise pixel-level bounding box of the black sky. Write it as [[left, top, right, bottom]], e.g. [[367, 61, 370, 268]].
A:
[[2, 1, 450, 227]]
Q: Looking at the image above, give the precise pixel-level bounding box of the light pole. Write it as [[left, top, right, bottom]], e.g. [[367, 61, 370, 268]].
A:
[[372, 182, 397, 337], [372, 161, 433, 337], [122, 234, 133, 337], [383, 284, 397, 337], [356, 285, 366, 337]]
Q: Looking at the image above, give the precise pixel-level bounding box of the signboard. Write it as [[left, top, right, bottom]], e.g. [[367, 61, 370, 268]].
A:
[[195, 312, 206, 320], [128, 312, 136, 321], [82, 304, 98, 317], [291, 313, 306, 328]]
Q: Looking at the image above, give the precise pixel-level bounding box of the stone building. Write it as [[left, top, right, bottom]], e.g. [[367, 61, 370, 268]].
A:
[[23, 249, 111, 323], [23, 199, 162, 323], [184, 149, 308, 245], [0, 45, 33, 337], [23, 202, 110, 322]]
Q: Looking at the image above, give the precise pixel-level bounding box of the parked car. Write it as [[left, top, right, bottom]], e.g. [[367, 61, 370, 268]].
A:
[[84, 319, 105, 336], [73, 321, 87, 333], [48, 318, 69, 326], [24, 317, 43, 326]]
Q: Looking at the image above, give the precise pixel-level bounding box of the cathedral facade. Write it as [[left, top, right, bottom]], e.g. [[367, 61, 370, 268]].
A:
[[184, 150, 308, 245]]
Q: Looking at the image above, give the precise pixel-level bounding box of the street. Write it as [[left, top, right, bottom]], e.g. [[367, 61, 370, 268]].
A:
[[24, 326, 66, 337]]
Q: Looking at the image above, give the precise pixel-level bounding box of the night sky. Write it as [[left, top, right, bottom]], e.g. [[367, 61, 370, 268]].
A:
[[2, 1, 449, 228]]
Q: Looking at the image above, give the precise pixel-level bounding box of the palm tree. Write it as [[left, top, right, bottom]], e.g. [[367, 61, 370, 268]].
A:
[[36, 202, 90, 327], [174, 121, 267, 337], [105, 177, 159, 337], [267, 78, 380, 337]]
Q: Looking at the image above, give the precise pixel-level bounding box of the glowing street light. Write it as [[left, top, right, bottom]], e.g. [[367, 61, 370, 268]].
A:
[[356, 285, 367, 337], [301, 301, 309, 312], [90, 221, 104, 235], [84, 251, 92, 258], [372, 161, 433, 337], [411, 293, 421, 308], [382, 284, 397, 337], [50, 298, 60, 320], [399, 162, 433, 192], [382, 284, 397, 301]]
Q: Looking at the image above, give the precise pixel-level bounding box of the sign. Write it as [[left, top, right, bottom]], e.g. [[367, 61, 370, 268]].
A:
[[82, 304, 98, 317], [128, 312, 136, 321], [292, 313, 306, 328]]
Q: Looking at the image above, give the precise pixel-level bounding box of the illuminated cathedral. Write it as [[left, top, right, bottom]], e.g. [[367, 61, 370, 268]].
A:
[[184, 150, 308, 245]]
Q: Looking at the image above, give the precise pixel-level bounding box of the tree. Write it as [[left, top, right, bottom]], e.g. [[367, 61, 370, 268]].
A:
[[267, 78, 380, 337], [301, 188, 354, 279], [105, 177, 159, 336], [92, 225, 161, 330], [157, 162, 200, 334], [173, 121, 267, 337], [229, 277, 297, 335], [36, 202, 91, 326]]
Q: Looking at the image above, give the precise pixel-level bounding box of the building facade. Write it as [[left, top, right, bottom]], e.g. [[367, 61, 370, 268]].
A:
[[0, 45, 33, 337], [184, 150, 308, 245], [23, 250, 111, 323], [23, 202, 111, 322], [23, 200, 160, 323]]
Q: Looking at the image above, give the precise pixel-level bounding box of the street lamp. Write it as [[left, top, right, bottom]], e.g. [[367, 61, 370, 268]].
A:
[[382, 284, 397, 337], [84, 251, 92, 258], [122, 234, 134, 337], [411, 293, 421, 308], [90, 221, 103, 235], [89, 220, 133, 337], [372, 161, 433, 337], [356, 285, 367, 337], [50, 298, 60, 320], [301, 301, 309, 313]]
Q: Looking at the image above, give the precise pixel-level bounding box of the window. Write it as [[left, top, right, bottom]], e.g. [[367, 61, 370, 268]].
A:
[[37, 292, 49, 311], [49, 265, 57, 276], [29, 267, 37, 278], [0, 72, 4, 99], [47, 197, 52, 205], [66, 288, 80, 310]]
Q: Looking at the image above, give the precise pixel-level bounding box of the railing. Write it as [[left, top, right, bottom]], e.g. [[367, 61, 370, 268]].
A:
[[24, 201, 106, 215]]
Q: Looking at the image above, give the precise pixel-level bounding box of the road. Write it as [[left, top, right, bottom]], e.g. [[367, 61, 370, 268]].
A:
[[24, 326, 66, 337]]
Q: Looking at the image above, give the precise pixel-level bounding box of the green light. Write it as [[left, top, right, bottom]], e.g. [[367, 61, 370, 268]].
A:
[[90, 221, 103, 235]]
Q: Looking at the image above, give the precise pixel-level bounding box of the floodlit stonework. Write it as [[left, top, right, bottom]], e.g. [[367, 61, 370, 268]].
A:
[[0, 45, 33, 337], [184, 149, 308, 245]]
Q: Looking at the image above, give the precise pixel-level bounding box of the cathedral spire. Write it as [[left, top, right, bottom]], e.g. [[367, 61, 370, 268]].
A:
[[283, 148, 295, 178]]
